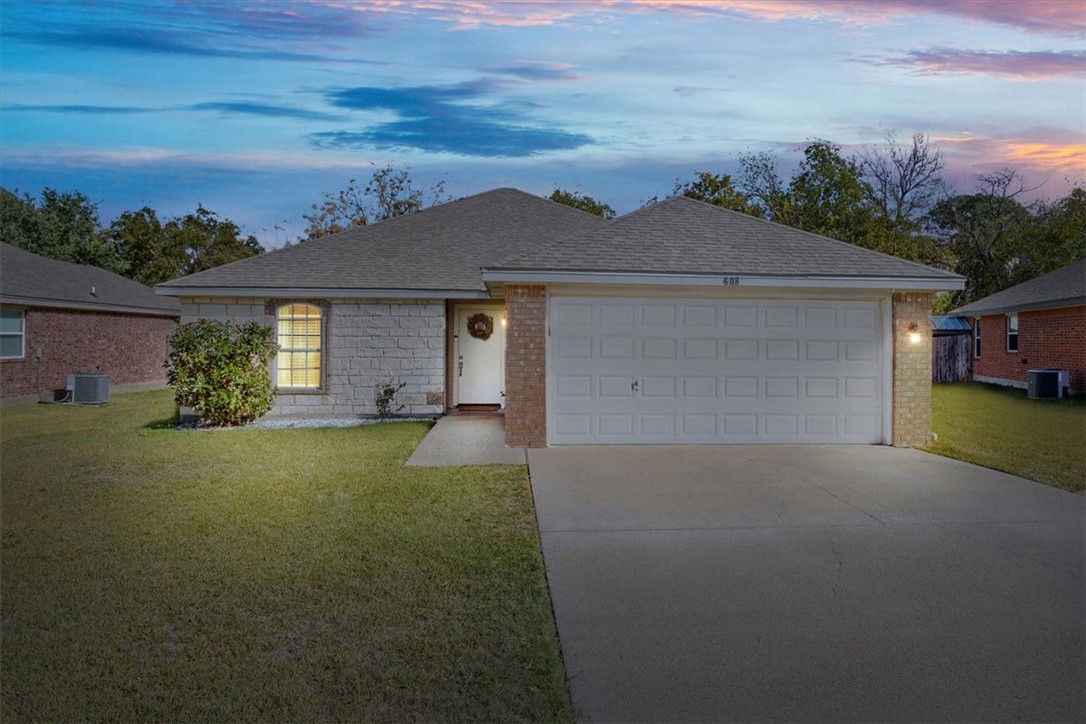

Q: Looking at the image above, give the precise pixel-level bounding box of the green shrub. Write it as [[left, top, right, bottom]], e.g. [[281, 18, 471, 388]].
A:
[[166, 319, 279, 426]]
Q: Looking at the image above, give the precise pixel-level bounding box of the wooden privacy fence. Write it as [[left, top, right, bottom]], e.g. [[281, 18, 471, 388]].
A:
[[932, 334, 972, 383]]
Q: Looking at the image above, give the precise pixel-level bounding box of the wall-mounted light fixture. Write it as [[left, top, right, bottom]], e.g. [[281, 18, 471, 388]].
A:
[[500, 315, 507, 328], [907, 321, 922, 344]]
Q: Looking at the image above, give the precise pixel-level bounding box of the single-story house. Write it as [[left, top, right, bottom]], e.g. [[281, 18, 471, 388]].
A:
[[951, 258, 1085, 395], [157, 188, 964, 447], [1, 242, 181, 402]]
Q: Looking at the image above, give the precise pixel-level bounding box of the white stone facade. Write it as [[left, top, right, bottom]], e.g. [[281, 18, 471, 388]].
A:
[[180, 296, 445, 417]]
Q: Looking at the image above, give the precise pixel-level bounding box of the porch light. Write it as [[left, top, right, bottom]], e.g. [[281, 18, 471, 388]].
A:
[[501, 315, 507, 328], [907, 322, 921, 345]]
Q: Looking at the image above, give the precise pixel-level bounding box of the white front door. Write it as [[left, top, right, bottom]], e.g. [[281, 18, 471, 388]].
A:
[[548, 296, 886, 444], [455, 305, 505, 406]]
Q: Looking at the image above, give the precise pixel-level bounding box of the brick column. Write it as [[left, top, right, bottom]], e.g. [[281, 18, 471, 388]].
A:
[[504, 284, 547, 447], [892, 292, 934, 447]]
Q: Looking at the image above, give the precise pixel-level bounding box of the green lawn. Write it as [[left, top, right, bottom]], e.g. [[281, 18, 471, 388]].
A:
[[0, 390, 572, 723], [927, 382, 1086, 493]]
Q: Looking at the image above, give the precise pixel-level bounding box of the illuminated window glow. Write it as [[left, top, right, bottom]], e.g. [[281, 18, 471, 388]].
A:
[[277, 304, 322, 388]]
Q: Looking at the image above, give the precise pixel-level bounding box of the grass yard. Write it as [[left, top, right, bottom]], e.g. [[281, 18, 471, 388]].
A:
[[0, 390, 572, 722], [927, 382, 1086, 493]]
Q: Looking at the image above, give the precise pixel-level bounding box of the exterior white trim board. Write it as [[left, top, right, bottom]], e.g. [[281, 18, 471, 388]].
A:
[[156, 287, 489, 299], [483, 270, 964, 291]]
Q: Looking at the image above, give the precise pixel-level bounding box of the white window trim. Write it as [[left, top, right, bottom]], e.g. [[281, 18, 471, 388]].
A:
[[0, 309, 25, 359], [973, 317, 981, 358], [1006, 313, 1019, 353]]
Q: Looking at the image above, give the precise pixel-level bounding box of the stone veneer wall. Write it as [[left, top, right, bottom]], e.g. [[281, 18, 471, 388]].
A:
[[503, 284, 547, 447], [180, 296, 444, 417], [892, 291, 934, 447]]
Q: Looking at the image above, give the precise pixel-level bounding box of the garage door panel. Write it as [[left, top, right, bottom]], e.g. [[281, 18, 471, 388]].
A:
[[556, 375, 592, 397], [555, 335, 592, 359], [599, 376, 634, 397], [641, 376, 676, 397], [724, 339, 759, 360], [804, 307, 839, 328], [642, 338, 677, 359], [548, 297, 884, 444], [804, 414, 838, 435], [765, 306, 799, 328], [599, 336, 635, 358], [724, 376, 758, 398], [682, 305, 718, 326], [765, 340, 800, 360], [640, 304, 676, 325]]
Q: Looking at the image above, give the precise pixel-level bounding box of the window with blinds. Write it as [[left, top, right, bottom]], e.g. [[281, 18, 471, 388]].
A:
[[276, 304, 322, 388]]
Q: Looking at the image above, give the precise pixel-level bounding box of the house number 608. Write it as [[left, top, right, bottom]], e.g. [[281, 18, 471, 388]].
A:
[[723, 277, 740, 286]]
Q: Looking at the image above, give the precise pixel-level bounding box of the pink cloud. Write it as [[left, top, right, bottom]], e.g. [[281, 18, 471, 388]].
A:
[[352, 1, 1085, 36], [880, 48, 1085, 80], [931, 128, 1086, 187]]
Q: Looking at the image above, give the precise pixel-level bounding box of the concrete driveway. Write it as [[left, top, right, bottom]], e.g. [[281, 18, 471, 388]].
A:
[[527, 446, 1085, 723]]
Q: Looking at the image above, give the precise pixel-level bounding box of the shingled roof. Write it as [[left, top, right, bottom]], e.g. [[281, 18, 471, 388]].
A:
[[157, 188, 607, 296], [487, 195, 963, 282], [0, 243, 179, 316], [951, 258, 1086, 316]]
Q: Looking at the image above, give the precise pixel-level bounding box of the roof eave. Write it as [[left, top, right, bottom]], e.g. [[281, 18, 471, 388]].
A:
[[952, 296, 1086, 317], [155, 286, 491, 300], [0, 295, 180, 317], [480, 269, 966, 291]]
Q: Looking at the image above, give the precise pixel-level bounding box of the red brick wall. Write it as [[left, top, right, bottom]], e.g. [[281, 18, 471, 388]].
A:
[[504, 285, 547, 447], [971, 306, 1085, 393], [0, 307, 177, 399]]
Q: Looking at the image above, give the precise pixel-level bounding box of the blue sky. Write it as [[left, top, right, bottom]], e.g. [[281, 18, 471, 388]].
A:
[[2, 0, 1083, 246]]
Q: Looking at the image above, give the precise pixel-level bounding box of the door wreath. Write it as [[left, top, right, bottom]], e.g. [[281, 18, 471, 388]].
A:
[[466, 313, 494, 340]]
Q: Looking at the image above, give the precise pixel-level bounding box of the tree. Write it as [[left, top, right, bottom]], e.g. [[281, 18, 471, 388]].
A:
[[1022, 186, 1086, 282], [106, 205, 262, 285], [737, 151, 793, 222], [928, 169, 1035, 305], [671, 172, 759, 216], [786, 140, 878, 248], [861, 131, 946, 230], [108, 207, 165, 285], [0, 187, 126, 273], [303, 165, 448, 240], [549, 188, 616, 218]]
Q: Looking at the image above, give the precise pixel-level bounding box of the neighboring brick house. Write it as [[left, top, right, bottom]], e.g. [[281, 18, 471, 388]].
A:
[[157, 188, 964, 447], [952, 258, 1086, 395], [0, 243, 180, 402]]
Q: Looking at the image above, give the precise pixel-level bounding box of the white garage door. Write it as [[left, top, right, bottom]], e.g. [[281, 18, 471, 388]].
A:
[[548, 296, 886, 444]]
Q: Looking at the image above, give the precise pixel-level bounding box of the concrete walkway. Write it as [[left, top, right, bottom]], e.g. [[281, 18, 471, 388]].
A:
[[405, 414, 524, 466], [528, 445, 1085, 723]]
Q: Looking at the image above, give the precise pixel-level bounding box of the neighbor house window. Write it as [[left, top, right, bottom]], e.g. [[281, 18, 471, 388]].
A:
[[276, 304, 322, 388], [1006, 313, 1018, 353], [973, 318, 981, 358], [0, 309, 25, 359]]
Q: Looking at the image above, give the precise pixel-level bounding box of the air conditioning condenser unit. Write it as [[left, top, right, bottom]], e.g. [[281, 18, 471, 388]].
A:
[[66, 373, 110, 404]]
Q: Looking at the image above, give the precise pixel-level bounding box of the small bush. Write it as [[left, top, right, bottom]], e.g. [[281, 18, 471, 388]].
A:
[[376, 380, 407, 418], [166, 319, 279, 426]]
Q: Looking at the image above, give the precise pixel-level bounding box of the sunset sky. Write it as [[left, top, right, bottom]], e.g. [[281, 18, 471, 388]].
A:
[[2, 0, 1083, 246]]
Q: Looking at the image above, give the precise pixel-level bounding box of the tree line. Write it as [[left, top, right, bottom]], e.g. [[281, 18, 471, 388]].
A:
[[0, 189, 262, 286], [3, 139, 1082, 309], [553, 133, 1084, 310]]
